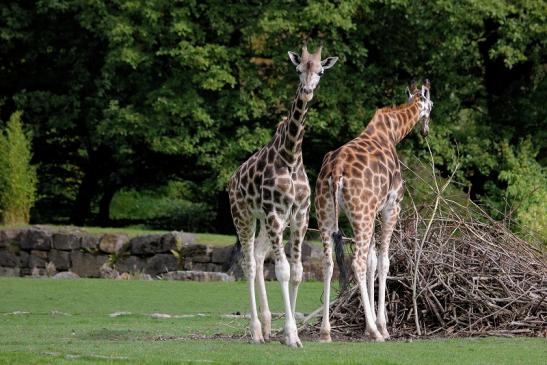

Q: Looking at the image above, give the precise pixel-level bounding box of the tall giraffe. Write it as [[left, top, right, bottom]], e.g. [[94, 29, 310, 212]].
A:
[[315, 80, 433, 342], [229, 44, 338, 347]]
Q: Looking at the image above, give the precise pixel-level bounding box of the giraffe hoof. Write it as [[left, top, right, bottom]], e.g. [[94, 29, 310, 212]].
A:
[[319, 332, 332, 343], [281, 332, 303, 348], [368, 330, 384, 342], [371, 334, 385, 343]]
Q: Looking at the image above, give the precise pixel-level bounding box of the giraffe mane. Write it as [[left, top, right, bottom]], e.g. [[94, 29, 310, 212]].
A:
[[377, 99, 418, 114], [276, 116, 289, 128]]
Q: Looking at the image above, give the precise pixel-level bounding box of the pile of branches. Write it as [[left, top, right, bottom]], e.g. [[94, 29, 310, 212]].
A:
[[304, 159, 546, 339]]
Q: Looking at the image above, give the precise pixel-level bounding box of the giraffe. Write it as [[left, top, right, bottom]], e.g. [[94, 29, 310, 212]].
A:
[[314, 80, 433, 342], [228, 44, 338, 347]]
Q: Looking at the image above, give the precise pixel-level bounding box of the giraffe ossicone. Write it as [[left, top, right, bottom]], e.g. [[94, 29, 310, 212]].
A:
[[315, 80, 433, 342], [228, 44, 338, 347]]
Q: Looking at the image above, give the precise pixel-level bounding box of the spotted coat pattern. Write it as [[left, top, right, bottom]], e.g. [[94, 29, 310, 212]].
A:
[[228, 45, 338, 348], [315, 81, 433, 342]]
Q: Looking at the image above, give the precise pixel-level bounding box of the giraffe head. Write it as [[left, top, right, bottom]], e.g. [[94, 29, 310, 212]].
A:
[[288, 43, 338, 102], [408, 79, 433, 137]]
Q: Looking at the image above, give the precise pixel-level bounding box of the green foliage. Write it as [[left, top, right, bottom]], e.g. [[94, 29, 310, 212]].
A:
[[0, 1, 545, 235], [0, 111, 37, 225], [110, 181, 215, 232], [497, 140, 546, 239]]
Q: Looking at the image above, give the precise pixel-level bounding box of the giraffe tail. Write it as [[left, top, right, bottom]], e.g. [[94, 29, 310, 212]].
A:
[[330, 174, 350, 291]]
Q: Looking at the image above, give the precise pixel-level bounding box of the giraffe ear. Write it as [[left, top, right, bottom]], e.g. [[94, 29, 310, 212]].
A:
[[288, 51, 301, 66], [409, 80, 418, 93], [321, 56, 339, 70]]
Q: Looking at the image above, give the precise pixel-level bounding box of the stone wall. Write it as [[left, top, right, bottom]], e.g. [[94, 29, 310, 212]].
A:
[[0, 226, 325, 280]]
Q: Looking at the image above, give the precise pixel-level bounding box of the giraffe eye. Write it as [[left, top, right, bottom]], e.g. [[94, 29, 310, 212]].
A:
[[318, 69, 324, 76]]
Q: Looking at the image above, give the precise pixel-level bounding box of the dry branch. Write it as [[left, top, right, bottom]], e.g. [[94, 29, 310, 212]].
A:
[[302, 159, 547, 340]]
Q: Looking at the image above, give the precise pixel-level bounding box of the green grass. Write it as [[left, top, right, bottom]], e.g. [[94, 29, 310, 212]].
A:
[[0, 278, 545, 365], [194, 232, 236, 246]]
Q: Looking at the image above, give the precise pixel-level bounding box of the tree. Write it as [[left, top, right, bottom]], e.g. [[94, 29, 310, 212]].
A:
[[0, 1, 544, 233], [0, 111, 37, 225]]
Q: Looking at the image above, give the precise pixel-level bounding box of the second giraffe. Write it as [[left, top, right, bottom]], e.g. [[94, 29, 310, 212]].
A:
[[315, 80, 433, 342]]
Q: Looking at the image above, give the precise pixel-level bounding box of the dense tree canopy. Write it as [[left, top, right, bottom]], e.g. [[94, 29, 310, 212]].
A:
[[0, 1, 545, 236]]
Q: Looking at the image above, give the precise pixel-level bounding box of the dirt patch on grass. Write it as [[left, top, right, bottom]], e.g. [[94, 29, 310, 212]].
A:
[[81, 328, 154, 341]]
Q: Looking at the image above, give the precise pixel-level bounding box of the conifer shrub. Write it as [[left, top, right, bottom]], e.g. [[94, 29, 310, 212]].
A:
[[0, 111, 37, 225]]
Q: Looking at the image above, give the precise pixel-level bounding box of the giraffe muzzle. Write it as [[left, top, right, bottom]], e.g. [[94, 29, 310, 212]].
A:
[[421, 122, 429, 137]]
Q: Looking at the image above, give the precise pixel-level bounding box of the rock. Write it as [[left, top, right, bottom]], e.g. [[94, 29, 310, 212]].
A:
[[115, 255, 146, 273], [29, 250, 48, 268], [191, 250, 212, 263], [0, 267, 20, 277], [175, 232, 196, 244], [130, 234, 172, 255], [18, 251, 29, 267], [162, 270, 234, 282], [264, 263, 277, 281], [31, 267, 44, 277], [100, 263, 119, 279], [71, 251, 107, 277], [161, 231, 186, 248], [19, 228, 52, 251], [191, 262, 224, 272], [99, 234, 129, 254], [284, 241, 319, 260], [49, 249, 71, 270], [144, 254, 178, 276], [53, 271, 80, 279], [226, 250, 244, 280], [303, 258, 324, 281], [45, 261, 57, 276], [81, 235, 100, 250], [0, 250, 18, 267], [52, 233, 81, 250], [180, 243, 209, 257], [0, 229, 21, 248], [211, 246, 233, 264]]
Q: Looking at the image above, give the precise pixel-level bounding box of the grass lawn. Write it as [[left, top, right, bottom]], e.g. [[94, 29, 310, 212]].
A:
[[0, 278, 545, 365]]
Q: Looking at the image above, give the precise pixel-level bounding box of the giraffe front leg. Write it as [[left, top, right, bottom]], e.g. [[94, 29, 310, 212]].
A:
[[236, 219, 264, 344], [289, 203, 309, 319], [266, 212, 302, 348]]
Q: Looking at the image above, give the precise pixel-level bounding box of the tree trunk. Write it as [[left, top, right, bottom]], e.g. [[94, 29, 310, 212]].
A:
[[97, 184, 117, 227], [69, 167, 98, 226]]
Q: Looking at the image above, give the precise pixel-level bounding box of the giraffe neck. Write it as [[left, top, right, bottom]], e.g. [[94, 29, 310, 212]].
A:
[[276, 84, 309, 165], [362, 100, 420, 145]]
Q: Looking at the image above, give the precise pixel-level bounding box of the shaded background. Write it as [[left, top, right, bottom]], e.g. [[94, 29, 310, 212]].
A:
[[0, 1, 545, 237]]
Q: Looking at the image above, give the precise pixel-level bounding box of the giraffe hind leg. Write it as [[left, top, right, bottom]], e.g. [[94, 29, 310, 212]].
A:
[[315, 183, 336, 343], [376, 200, 400, 339], [350, 220, 384, 342], [367, 235, 378, 324]]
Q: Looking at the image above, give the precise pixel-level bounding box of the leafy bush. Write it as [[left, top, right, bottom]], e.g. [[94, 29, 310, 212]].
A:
[[497, 140, 546, 240], [110, 181, 215, 232], [0, 111, 37, 225]]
